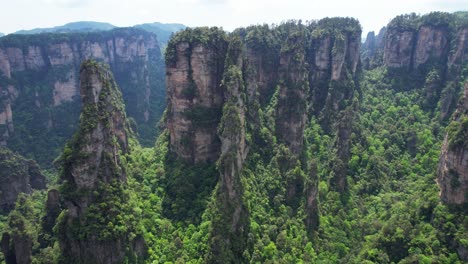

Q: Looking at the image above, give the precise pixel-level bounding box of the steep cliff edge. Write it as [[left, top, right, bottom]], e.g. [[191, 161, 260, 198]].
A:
[[383, 12, 456, 71], [165, 19, 362, 260], [166, 27, 227, 164], [381, 12, 467, 116], [361, 27, 386, 69], [437, 81, 468, 205], [57, 60, 143, 263], [0, 147, 45, 213], [0, 28, 164, 165], [308, 18, 361, 130], [275, 29, 308, 156], [208, 36, 250, 263]]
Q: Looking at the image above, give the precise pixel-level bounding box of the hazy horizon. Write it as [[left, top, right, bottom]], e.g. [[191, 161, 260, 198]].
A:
[[1, 0, 466, 35]]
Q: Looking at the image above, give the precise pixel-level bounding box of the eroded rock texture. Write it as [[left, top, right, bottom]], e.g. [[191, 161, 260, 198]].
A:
[[437, 82, 468, 205], [166, 28, 227, 164], [57, 60, 141, 263], [0, 147, 45, 213], [0, 28, 164, 164], [165, 18, 362, 261]]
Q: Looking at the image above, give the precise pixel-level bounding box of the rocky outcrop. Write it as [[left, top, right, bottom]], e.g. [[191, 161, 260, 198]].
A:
[[383, 12, 464, 71], [308, 18, 361, 129], [331, 104, 356, 193], [0, 27, 164, 165], [305, 162, 319, 233], [414, 25, 450, 68], [165, 19, 362, 260], [383, 27, 416, 69], [437, 82, 468, 205], [276, 30, 308, 155], [42, 189, 61, 236], [208, 36, 250, 263], [381, 12, 467, 122], [166, 27, 227, 164], [1, 215, 33, 264], [449, 27, 468, 67], [361, 27, 386, 69], [57, 60, 142, 263], [0, 147, 46, 212], [1, 194, 36, 264]]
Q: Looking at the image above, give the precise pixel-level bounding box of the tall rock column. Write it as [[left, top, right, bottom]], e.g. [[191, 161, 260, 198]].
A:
[[437, 82, 468, 205], [308, 18, 361, 194], [166, 28, 227, 164], [276, 30, 308, 156], [208, 36, 250, 263], [308, 18, 361, 130], [0, 147, 46, 213], [57, 60, 141, 263]]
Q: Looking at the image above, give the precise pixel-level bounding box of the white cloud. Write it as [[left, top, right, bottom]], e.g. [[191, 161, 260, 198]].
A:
[[42, 0, 89, 8]]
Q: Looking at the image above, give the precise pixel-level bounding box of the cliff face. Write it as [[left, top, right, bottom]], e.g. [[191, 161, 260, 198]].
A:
[[308, 18, 360, 129], [361, 27, 386, 69], [383, 20, 450, 70], [0, 147, 46, 213], [208, 36, 250, 263], [383, 26, 417, 69], [275, 30, 308, 156], [437, 82, 468, 205], [449, 27, 468, 67], [166, 28, 227, 164], [57, 60, 141, 263], [382, 12, 466, 73], [1, 207, 34, 264], [165, 19, 362, 260], [0, 28, 164, 165], [380, 12, 467, 121], [413, 25, 450, 68]]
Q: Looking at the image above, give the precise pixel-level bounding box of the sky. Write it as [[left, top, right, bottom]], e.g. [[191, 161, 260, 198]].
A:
[[0, 0, 466, 35]]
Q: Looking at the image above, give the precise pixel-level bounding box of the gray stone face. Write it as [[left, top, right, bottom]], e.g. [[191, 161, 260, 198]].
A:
[[0, 147, 46, 212], [58, 60, 136, 264], [437, 82, 468, 205]]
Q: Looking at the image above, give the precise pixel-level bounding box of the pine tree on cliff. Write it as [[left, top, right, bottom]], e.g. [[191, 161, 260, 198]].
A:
[[56, 60, 144, 264]]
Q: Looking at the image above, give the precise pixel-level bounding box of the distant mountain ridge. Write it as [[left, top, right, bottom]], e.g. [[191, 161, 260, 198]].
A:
[[134, 22, 186, 47], [13, 21, 116, 34], [10, 21, 187, 46]]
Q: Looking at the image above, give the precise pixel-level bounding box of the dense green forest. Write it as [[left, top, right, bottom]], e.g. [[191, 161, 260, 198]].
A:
[[0, 11, 467, 264]]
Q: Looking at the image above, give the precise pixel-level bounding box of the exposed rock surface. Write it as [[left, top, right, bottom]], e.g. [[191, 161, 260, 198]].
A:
[[0, 147, 46, 212], [276, 30, 308, 155], [308, 18, 360, 129], [361, 27, 386, 69], [383, 13, 464, 71], [166, 28, 227, 164], [305, 162, 319, 232], [380, 12, 467, 123], [0, 27, 164, 164], [1, 194, 36, 264], [414, 25, 450, 68], [437, 82, 468, 205], [42, 189, 61, 236], [383, 27, 416, 69], [208, 36, 250, 263], [57, 60, 142, 263], [165, 19, 362, 260], [449, 27, 468, 67], [1, 218, 33, 264]]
